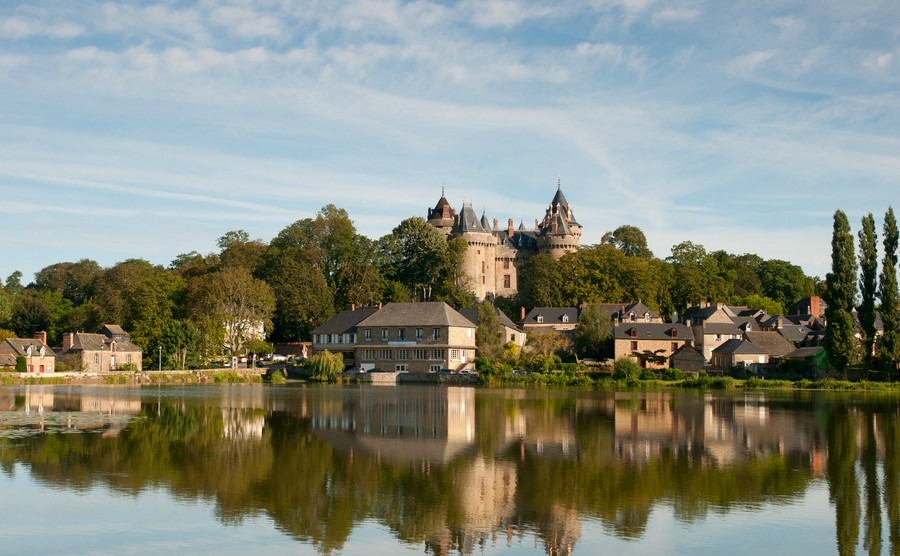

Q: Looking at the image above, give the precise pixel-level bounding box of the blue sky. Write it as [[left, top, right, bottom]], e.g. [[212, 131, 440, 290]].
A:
[[2, 0, 898, 284]]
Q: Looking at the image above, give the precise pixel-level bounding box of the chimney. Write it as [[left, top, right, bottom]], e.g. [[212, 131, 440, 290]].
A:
[[810, 296, 821, 317], [507, 218, 514, 236], [34, 331, 47, 345], [520, 306, 526, 322], [63, 332, 74, 352], [347, 303, 356, 312], [493, 218, 499, 231]]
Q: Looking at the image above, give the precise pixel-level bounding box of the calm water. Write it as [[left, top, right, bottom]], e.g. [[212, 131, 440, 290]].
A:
[[1, 384, 898, 556]]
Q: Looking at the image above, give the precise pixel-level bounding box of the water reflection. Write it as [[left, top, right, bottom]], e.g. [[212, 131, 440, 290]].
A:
[[0, 385, 898, 555]]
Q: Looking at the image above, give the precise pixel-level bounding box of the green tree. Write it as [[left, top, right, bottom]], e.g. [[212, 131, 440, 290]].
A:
[[758, 259, 808, 310], [824, 210, 859, 378], [734, 294, 783, 317], [879, 207, 899, 379], [10, 290, 52, 339], [519, 254, 562, 308], [93, 259, 158, 326], [4, 271, 24, 295], [126, 269, 185, 354], [262, 256, 333, 342], [33, 259, 101, 305], [601, 225, 653, 258], [193, 267, 276, 357], [160, 319, 201, 370], [526, 328, 570, 358], [666, 241, 730, 311], [218, 230, 268, 273], [475, 301, 503, 360], [574, 304, 613, 359], [15, 355, 26, 372], [857, 214, 878, 372], [305, 350, 344, 381]]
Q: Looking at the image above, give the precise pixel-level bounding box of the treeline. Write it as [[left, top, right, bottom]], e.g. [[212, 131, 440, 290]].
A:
[[0, 207, 821, 366]]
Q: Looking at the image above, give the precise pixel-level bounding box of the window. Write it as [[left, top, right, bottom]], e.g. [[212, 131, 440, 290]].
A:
[[433, 328, 441, 341], [414, 349, 428, 360], [415, 328, 423, 340], [671, 342, 679, 352], [395, 364, 407, 372], [450, 349, 462, 361], [395, 349, 409, 360], [381, 329, 389, 341], [467, 328, 472, 338], [503, 260, 510, 269], [630, 328, 637, 337], [644, 312, 651, 322], [630, 341, 638, 351], [482, 276, 485, 284], [379, 349, 392, 360], [562, 314, 569, 323], [715, 334, 722, 341], [504, 275, 510, 288], [510, 333, 516, 343], [430, 349, 444, 360], [398, 328, 405, 341], [536, 315, 544, 323], [629, 313, 636, 322], [364, 329, 372, 341], [482, 261, 485, 273], [430, 364, 441, 373], [94, 353, 100, 364], [126, 354, 131, 364]]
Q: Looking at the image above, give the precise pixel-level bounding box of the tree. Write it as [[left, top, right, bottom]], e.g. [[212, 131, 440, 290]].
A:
[[526, 328, 571, 358], [160, 319, 201, 370], [758, 259, 808, 310], [601, 225, 653, 258], [475, 301, 503, 360], [33, 259, 101, 305], [193, 267, 275, 357], [4, 271, 23, 295], [857, 214, 878, 372], [824, 210, 859, 378], [305, 350, 344, 381], [262, 256, 333, 342], [218, 230, 268, 273], [735, 294, 783, 317], [574, 304, 613, 359], [126, 269, 185, 354], [10, 290, 52, 339], [879, 207, 899, 379], [519, 254, 562, 308]]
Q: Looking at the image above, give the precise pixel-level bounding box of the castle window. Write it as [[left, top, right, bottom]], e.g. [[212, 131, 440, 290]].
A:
[[504, 275, 510, 288], [482, 261, 485, 273], [503, 260, 510, 269]]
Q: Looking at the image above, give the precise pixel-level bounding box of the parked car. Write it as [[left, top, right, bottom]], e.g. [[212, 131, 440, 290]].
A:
[[458, 369, 476, 375], [436, 368, 455, 374]]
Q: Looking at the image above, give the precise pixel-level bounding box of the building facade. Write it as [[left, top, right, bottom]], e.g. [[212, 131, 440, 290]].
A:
[[354, 302, 476, 373], [427, 183, 582, 300], [58, 324, 143, 372]]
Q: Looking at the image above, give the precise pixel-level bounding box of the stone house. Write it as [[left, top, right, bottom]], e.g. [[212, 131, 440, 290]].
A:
[[459, 307, 527, 349], [311, 304, 381, 368], [354, 302, 476, 373], [0, 332, 56, 373], [710, 339, 768, 371], [521, 307, 579, 333], [669, 342, 707, 372], [613, 323, 693, 368], [58, 324, 143, 372]]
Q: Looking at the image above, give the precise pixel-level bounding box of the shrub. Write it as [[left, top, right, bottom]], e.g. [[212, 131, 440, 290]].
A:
[[15, 356, 27, 373], [612, 358, 642, 380], [662, 368, 684, 381], [305, 350, 345, 382], [639, 370, 658, 381]]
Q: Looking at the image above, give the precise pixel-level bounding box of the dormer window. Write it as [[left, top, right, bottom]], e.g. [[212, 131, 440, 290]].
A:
[[536, 315, 544, 323], [630, 328, 637, 338], [670, 328, 678, 338], [644, 312, 650, 322], [629, 312, 636, 322], [562, 314, 569, 323]]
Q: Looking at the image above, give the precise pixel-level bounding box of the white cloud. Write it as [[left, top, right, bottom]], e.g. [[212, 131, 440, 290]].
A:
[[463, 0, 562, 29], [863, 51, 893, 70], [772, 15, 806, 37], [729, 50, 777, 75], [651, 6, 700, 25], [209, 6, 283, 39], [0, 16, 83, 40], [575, 42, 649, 74]]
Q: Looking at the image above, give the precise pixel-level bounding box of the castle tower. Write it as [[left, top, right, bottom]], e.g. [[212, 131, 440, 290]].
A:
[[537, 181, 581, 259], [454, 204, 498, 300], [427, 188, 457, 234]]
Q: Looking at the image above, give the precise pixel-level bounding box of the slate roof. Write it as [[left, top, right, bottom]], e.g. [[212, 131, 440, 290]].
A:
[[62, 331, 142, 353], [670, 343, 706, 362], [356, 302, 474, 328], [456, 205, 488, 233], [732, 317, 759, 331], [100, 324, 130, 339], [743, 331, 797, 357], [784, 346, 824, 359], [614, 323, 692, 340], [522, 307, 579, 326], [702, 323, 742, 335], [712, 339, 767, 355], [459, 307, 523, 331], [0, 338, 55, 357], [777, 324, 812, 344], [312, 306, 380, 335]]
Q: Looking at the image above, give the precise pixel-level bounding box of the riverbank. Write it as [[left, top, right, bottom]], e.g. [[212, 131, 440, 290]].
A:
[[0, 369, 265, 386]]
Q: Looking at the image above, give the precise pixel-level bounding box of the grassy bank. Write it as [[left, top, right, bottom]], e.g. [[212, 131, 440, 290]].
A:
[[0, 369, 264, 386]]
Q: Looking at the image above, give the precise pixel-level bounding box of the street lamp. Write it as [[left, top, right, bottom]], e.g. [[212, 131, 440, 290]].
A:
[[158, 345, 162, 372]]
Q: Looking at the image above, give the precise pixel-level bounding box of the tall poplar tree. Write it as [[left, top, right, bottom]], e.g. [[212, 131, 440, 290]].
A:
[[824, 210, 858, 378], [857, 214, 878, 372], [879, 207, 899, 380]]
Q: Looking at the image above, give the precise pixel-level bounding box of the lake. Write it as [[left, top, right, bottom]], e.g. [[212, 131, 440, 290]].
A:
[[1, 383, 898, 555]]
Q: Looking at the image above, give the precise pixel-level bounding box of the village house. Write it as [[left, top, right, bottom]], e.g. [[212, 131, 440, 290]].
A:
[[459, 307, 527, 349], [57, 324, 143, 372], [669, 342, 707, 372], [354, 302, 476, 373], [521, 307, 579, 334], [311, 304, 381, 367], [0, 332, 56, 373], [613, 322, 693, 368]]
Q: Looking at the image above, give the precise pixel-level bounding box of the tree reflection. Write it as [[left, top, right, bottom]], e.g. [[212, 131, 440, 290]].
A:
[[1, 387, 899, 554]]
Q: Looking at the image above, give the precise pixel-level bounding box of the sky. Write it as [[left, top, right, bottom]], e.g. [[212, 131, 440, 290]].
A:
[[2, 0, 899, 285]]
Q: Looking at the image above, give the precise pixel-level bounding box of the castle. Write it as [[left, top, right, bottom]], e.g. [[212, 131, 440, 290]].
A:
[[426, 183, 582, 300]]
